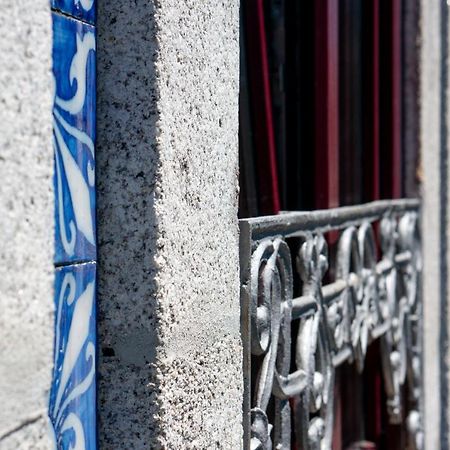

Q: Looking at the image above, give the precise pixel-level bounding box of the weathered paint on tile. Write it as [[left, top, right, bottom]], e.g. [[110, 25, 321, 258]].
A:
[[51, 0, 96, 25], [53, 13, 96, 264], [49, 262, 97, 450]]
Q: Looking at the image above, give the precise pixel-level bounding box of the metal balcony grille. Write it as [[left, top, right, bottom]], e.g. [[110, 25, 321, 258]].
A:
[[239, 199, 423, 450]]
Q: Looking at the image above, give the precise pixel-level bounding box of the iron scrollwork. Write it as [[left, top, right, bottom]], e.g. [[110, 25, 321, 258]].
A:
[[240, 200, 423, 450]]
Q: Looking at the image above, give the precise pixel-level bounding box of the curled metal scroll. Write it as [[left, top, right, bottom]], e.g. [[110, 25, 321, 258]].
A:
[[244, 206, 422, 450]]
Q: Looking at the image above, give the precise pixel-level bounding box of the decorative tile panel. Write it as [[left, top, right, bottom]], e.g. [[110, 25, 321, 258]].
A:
[[52, 13, 96, 264], [51, 0, 96, 25], [49, 262, 97, 450]]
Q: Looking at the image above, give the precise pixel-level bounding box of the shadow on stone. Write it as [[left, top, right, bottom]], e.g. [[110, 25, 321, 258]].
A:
[[96, 1, 162, 447]]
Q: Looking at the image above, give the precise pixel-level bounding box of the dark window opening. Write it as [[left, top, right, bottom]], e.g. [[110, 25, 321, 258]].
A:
[[239, 0, 421, 448]]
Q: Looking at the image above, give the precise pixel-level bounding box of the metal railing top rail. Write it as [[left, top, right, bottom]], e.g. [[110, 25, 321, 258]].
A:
[[241, 198, 420, 240]]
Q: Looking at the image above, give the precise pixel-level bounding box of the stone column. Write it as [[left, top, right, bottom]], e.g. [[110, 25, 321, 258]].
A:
[[97, 1, 242, 447], [0, 1, 54, 448], [420, 0, 448, 448]]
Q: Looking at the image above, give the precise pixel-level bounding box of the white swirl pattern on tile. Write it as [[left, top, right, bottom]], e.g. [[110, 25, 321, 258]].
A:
[[54, 121, 95, 247], [50, 272, 96, 450], [55, 33, 96, 115], [61, 413, 86, 450], [54, 136, 77, 256], [52, 280, 95, 417], [76, 0, 94, 12], [53, 30, 96, 258]]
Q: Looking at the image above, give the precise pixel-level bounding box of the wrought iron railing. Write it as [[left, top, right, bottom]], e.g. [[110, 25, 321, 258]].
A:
[[239, 199, 423, 450]]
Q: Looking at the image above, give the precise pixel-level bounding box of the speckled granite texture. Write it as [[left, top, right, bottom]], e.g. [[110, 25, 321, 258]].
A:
[[97, 1, 242, 448], [0, 1, 54, 448], [420, 1, 447, 448]]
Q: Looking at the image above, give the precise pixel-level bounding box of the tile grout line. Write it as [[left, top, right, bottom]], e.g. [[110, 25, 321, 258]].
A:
[[54, 259, 97, 268], [51, 7, 95, 27]]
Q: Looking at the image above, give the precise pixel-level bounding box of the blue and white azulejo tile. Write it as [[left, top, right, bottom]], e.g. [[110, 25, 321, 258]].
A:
[[52, 13, 96, 264], [49, 262, 97, 450], [51, 0, 96, 25]]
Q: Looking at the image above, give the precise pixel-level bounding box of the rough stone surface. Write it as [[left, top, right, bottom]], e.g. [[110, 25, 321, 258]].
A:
[[420, 1, 445, 448], [97, 1, 242, 448], [0, 1, 54, 448], [0, 417, 51, 450]]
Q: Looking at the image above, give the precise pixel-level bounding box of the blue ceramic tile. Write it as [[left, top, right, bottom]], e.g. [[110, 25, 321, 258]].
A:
[[53, 13, 96, 264], [49, 262, 97, 450], [51, 0, 96, 25]]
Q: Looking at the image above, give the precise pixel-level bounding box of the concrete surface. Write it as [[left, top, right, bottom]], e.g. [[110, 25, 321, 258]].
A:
[[97, 1, 242, 448], [0, 1, 54, 449]]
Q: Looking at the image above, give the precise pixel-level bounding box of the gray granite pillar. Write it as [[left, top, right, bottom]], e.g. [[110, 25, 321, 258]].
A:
[[420, 0, 449, 448], [97, 1, 242, 447]]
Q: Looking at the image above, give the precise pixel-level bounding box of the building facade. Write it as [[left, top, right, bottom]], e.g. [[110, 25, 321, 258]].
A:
[[0, 0, 449, 449]]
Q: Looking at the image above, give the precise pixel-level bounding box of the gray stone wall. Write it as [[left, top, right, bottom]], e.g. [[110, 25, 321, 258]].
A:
[[97, 1, 242, 448], [0, 1, 54, 449]]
